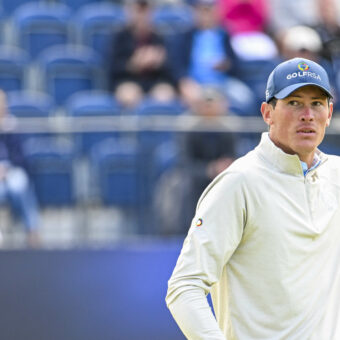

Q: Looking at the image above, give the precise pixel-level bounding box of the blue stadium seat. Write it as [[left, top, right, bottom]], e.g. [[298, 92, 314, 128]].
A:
[[222, 77, 258, 116], [66, 90, 122, 117], [152, 140, 179, 179], [23, 136, 76, 206], [7, 90, 56, 142], [135, 98, 184, 116], [38, 44, 104, 105], [152, 4, 194, 35], [66, 90, 123, 153], [12, 2, 72, 58], [0, 45, 29, 91], [233, 58, 282, 110], [0, 0, 30, 14], [57, 0, 101, 11], [134, 99, 184, 213], [7, 90, 55, 117], [0, 9, 5, 44], [90, 137, 140, 207], [135, 98, 184, 153], [75, 2, 126, 57]]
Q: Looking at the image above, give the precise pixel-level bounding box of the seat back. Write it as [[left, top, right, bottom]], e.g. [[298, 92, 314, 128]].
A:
[[7, 90, 54, 117], [38, 44, 103, 105], [66, 90, 122, 153], [90, 137, 140, 207], [0, 45, 29, 91], [58, 0, 101, 11], [135, 98, 184, 153], [13, 2, 72, 58], [23, 136, 76, 206], [75, 2, 126, 57], [152, 4, 194, 35]]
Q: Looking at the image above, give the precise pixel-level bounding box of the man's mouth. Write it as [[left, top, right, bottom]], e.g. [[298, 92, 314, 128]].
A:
[[297, 128, 316, 134]]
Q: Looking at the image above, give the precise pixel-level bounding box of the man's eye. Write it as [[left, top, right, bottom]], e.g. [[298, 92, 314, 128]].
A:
[[288, 100, 299, 106], [312, 101, 322, 106]]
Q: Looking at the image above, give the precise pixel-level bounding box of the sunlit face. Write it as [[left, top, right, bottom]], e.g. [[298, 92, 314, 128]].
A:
[[261, 85, 333, 166]]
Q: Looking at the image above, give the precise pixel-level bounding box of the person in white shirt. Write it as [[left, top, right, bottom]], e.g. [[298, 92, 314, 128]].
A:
[[166, 57, 340, 339]]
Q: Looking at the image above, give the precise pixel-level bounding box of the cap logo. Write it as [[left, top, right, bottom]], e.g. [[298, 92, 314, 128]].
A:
[[286, 71, 321, 81], [298, 62, 309, 71]]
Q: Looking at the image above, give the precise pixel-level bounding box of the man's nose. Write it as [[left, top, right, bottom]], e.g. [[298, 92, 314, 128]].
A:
[[300, 107, 314, 121]]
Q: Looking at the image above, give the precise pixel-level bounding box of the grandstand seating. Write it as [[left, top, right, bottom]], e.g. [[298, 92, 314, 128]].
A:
[[135, 98, 184, 151], [23, 136, 76, 206], [0, 45, 29, 91], [3, 0, 333, 239], [66, 90, 122, 153], [0, 0, 31, 14], [233, 58, 282, 110], [66, 90, 121, 116], [75, 2, 126, 58], [152, 3, 194, 35], [57, 0, 101, 11], [134, 98, 184, 218], [135, 98, 184, 116], [12, 2, 72, 58], [38, 44, 104, 105], [90, 137, 140, 206], [222, 76, 258, 116], [7, 90, 54, 117]]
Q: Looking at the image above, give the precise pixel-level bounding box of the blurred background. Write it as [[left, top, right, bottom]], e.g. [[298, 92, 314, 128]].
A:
[[0, 0, 339, 338]]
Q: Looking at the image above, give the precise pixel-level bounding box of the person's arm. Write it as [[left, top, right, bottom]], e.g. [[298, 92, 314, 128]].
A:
[[106, 29, 133, 91], [166, 171, 246, 339], [169, 288, 225, 340]]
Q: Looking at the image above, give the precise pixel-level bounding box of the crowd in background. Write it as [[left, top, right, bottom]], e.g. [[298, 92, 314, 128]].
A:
[[106, 0, 340, 234], [0, 0, 340, 244], [106, 0, 340, 113]]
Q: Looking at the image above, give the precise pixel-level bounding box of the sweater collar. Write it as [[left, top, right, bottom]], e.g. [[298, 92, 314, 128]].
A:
[[256, 132, 327, 176]]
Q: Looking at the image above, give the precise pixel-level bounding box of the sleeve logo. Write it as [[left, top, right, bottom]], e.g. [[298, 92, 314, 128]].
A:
[[195, 218, 203, 227]]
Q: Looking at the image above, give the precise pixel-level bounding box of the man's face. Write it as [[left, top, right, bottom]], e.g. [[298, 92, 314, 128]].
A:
[[261, 85, 333, 166]]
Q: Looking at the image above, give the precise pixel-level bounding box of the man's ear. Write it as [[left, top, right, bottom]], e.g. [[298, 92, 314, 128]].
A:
[[326, 102, 333, 127], [261, 102, 273, 126]]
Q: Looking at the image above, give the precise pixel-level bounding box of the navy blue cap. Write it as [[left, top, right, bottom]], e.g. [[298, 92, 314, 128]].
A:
[[265, 57, 333, 102]]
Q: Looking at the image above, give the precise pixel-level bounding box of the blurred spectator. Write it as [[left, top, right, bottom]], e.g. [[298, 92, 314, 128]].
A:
[[277, 25, 337, 98], [0, 90, 40, 247], [268, 0, 319, 35], [107, 0, 176, 109], [154, 86, 237, 234], [279, 25, 324, 61], [313, 0, 340, 62], [170, 0, 256, 113], [217, 0, 278, 61], [218, 0, 269, 35]]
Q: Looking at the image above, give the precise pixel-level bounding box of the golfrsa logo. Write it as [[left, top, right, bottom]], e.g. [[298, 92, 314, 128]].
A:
[[297, 62, 309, 71]]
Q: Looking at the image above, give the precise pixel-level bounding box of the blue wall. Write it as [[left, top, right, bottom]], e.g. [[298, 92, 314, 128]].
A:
[[0, 239, 186, 340]]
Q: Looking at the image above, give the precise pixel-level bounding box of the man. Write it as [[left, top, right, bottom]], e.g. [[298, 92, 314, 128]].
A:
[[166, 57, 340, 339]]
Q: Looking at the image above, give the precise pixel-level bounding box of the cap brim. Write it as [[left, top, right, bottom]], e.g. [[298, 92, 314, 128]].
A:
[[274, 83, 333, 101]]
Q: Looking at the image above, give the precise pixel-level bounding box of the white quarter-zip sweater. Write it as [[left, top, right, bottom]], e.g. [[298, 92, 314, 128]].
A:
[[166, 132, 340, 340]]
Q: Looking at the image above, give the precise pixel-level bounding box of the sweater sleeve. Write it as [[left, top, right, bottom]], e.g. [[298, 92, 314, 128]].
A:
[[168, 288, 225, 340], [166, 170, 246, 339]]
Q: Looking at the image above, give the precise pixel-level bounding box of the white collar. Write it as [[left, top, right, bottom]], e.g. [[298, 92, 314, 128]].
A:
[[256, 132, 327, 176]]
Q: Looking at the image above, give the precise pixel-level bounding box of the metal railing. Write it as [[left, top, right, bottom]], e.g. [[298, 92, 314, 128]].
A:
[[1, 113, 340, 134]]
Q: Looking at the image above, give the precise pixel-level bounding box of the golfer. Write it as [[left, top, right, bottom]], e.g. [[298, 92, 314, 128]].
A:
[[166, 57, 340, 339]]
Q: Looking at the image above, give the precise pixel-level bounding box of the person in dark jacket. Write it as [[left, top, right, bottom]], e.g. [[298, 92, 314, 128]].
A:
[[107, 0, 176, 109]]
